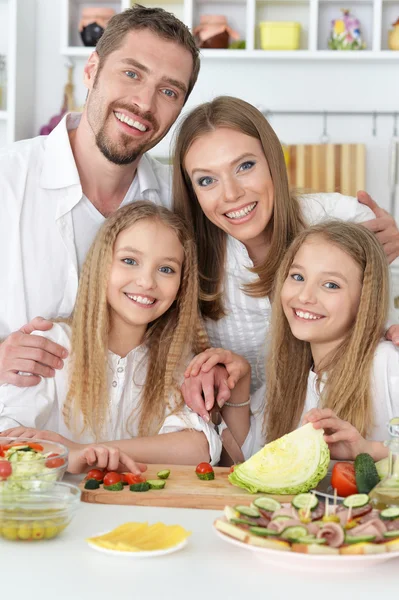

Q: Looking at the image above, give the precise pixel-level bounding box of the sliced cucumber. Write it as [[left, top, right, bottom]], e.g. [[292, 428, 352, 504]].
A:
[[297, 536, 327, 545], [249, 527, 278, 537], [292, 493, 318, 511], [281, 526, 308, 541], [157, 469, 170, 480], [234, 505, 260, 518], [253, 497, 281, 512], [147, 480, 166, 490], [271, 515, 291, 523], [383, 530, 399, 538], [345, 534, 376, 544], [380, 507, 399, 521], [231, 517, 259, 527], [342, 493, 370, 509]]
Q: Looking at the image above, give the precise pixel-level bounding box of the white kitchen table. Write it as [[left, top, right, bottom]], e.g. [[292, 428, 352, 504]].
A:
[[1, 495, 399, 600]]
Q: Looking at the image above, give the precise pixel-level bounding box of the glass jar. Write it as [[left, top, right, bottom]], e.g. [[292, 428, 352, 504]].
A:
[[369, 417, 399, 509]]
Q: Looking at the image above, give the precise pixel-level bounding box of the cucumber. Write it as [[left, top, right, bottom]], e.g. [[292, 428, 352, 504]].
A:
[[281, 526, 308, 541], [380, 507, 399, 521], [292, 493, 318, 511], [383, 530, 399, 538], [84, 478, 100, 490], [253, 497, 281, 512], [249, 527, 278, 537], [345, 534, 376, 544], [343, 493, 370, 509], [231, 517, 259, 527], [104, 482, 123, 491], [271, 515, 291, 523], [129, 482, 150, 492], [157, 469, 170, 480], [354, 453, 380, 494], [297, 536, 327, 545], [234, 505, 260, 518], [147, 479, 166, 490]]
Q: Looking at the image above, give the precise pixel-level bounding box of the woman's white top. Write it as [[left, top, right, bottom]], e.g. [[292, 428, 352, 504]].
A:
[[0, 323, 222, 465], [204, 193, 397, 458], [301, 341, 399, 441]]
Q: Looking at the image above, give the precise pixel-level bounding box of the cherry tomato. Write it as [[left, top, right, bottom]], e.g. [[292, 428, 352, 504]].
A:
[[0, 461, 12, 479], [0, 447, 4, 457], [331, 462, 358, 497], [123, 473, 146, 485], [229, 465, 235, 473], [103, 472, 121, 486], [86, 469, 105, 482], [45, 453, 65, 469], [195, 462, 213, 474]]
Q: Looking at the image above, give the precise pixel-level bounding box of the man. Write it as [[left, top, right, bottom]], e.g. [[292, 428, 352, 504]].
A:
[[0, 5, 398, 393], [0, 5, 199, 386]]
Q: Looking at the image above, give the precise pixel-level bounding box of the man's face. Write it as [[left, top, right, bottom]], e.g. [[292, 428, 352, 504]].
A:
[[84, 29, 193, 165]]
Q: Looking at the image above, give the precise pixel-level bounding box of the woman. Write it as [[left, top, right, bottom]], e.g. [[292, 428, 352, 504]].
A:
[[173, 96, 399, 453]]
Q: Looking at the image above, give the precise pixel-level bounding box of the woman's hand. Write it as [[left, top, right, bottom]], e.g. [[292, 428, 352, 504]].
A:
[[181, 365, 232, 423], [302, 408, 371, 460], [68, 444, 148, 475], [185, 348, 250, 390], [0, 427, 78, 449], [386, 324, 399, 347]]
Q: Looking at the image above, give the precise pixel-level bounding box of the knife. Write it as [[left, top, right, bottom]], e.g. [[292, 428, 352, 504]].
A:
[[211, 404, 245, 466]]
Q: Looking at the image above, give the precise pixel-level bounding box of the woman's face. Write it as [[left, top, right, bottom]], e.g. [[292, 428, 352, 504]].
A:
[[280, 237, 363, 351], [184, 128, 274, 247]]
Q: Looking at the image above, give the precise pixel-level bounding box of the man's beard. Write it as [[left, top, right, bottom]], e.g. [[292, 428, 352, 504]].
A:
[[95, 127, 147, 165]]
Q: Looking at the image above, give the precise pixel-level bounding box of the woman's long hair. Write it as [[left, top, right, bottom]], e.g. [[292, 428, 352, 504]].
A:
[[172, 96, 306, 319], [62, 201, 208, 440], [265, 221, 389, 441]]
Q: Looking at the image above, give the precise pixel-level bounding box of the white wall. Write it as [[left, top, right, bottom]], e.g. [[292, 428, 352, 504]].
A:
[[34, 0, 399, 220]]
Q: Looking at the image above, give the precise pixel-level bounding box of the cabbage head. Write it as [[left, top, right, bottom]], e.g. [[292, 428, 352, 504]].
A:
[[229, 423, 330, 494]]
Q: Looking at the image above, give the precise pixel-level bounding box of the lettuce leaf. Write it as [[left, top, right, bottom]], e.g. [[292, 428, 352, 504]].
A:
[[229, 423, 330, 494]]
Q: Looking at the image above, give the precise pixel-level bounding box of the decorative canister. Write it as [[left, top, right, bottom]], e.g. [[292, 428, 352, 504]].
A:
[[328, 8, 366, 50], [389, 18, 399, 50], [193, 15, 240, 49], [79, 7, 116, 47]]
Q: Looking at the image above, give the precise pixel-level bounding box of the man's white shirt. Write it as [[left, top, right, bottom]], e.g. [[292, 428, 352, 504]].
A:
[[0, 113, 171, 338]]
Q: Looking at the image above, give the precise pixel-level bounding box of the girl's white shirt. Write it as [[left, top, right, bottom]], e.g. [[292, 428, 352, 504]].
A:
[[204, 193, 398, 459], [0, 323, 222, 465], [301, 340, 399, 442]]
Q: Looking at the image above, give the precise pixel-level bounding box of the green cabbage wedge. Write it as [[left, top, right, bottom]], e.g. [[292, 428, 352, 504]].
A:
[[229, 423, 330, 495]]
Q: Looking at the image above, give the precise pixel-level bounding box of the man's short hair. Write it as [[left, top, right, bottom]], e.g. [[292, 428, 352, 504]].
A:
[[95, 3, 200, 101]]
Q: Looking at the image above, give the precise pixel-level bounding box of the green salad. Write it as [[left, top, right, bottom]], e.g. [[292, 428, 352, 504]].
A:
[[0, 443, 65, 491]]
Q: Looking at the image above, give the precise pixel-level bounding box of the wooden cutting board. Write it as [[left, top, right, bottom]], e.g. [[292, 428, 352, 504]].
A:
[[80, 464, 295, 510], [286, 143, 366, 196]]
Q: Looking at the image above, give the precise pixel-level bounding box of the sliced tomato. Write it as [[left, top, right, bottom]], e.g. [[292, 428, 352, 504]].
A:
[[195, 462, 213, 475], [0, 461, 12, 479], [331, 462, 358, 497], [5, 441, 44, 452], [45, 453, 65, 469], [123, 473, 146, 485], [0, 447, 4, 457], [103, 472, 121, 487], [86, 469, 105, 482]]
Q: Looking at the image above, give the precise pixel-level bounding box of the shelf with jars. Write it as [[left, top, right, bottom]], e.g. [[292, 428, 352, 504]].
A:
[[60, 0, 399, 59]]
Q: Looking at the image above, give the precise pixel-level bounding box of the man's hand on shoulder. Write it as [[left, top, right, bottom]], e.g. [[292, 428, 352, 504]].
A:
[[358, 190, 399, 263], [0, 317, 68, 387]]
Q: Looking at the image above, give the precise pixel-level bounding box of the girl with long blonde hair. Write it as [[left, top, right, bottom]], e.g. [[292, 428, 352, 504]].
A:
[[0, 201, 223, 468], [175, 96, 399, 453], [264, 220, 398, 460]]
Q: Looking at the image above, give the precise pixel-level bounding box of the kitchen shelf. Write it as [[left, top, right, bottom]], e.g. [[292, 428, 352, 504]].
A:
[[61, 0, 399, 58]]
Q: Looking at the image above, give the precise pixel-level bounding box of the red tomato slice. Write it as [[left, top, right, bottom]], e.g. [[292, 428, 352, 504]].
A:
[[45, 454, 65, 469], [0, 461, 12, 479], [6, 441, 44, 452], [86, 469, 105, 482], [195, 462, 214, 475], [103, 472, 122, 486], [331, 462, 358, 497], [123, 473, 146, 485]]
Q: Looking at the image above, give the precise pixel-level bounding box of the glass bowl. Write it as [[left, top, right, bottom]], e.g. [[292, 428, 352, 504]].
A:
[[0, 438, 69, 489], [0, 481, 81, 541]]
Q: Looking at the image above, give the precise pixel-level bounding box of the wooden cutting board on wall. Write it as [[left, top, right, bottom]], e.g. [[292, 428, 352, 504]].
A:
[[286, 144, 366, 196], [80, 464, 294, 510]]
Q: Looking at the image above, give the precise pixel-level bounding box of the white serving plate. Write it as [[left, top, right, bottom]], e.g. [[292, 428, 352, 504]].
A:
[[87, 536, 188, 557]]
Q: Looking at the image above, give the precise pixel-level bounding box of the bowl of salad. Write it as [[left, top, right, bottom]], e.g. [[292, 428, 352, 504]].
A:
[[0, 438, 69, 490], [0, 481, 81, 541]]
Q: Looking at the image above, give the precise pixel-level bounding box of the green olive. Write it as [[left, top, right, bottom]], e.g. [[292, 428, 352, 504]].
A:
[[31, 521, 45, 540], [1, 521, 18, 540], [43, 519, 59, 539], [17, 522, 32, 540]]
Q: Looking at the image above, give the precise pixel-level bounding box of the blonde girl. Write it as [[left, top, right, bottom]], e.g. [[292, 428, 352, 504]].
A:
[[265, 220, 399, 460], [0, 201, 222, 468]]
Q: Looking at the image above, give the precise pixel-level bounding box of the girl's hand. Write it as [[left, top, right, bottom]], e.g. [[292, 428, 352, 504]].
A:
[[68, 444, 147, 475], [0, 427, 78, 449], [303, 408, 370, 460], [184, 348, 250, 391]]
